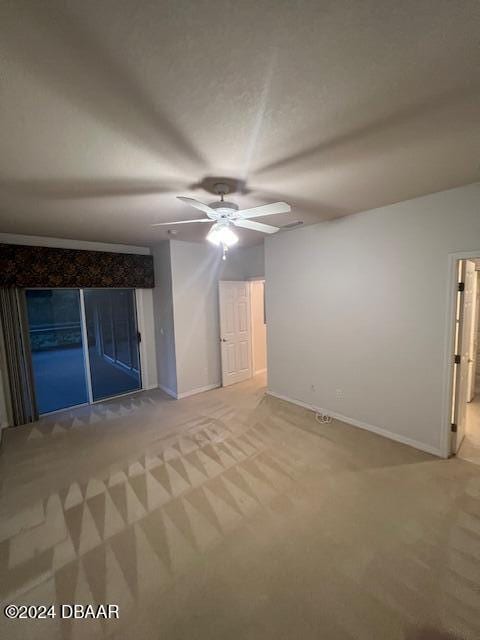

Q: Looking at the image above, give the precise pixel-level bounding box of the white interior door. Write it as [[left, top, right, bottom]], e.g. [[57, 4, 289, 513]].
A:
[[455, 260, 476, 451], [219, 281, 252, 387]]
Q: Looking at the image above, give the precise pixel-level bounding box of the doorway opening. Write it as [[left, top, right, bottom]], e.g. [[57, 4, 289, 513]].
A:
[[25, 288, 142, 415], [218, 279, 267, 387], [450, 258, 480, 463], [250, 279, 267, 377]]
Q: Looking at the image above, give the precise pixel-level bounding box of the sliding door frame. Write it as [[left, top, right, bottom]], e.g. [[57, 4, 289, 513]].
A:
[[79, 289, 94, 404], [92, 289, 141, 376], [83, 288, 142, 402], [25, 287, 90, 416], [25, 286, 144, 416]]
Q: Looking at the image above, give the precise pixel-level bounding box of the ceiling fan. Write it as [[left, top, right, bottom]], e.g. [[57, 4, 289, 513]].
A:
[[152, 183, 291, 258]]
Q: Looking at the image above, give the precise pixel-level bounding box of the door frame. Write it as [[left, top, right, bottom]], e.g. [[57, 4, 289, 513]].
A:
[[467, 267, 479, 401], [218, 280, 253, 387], [248, 278, 267, 376], [442, 251, 480, 457]]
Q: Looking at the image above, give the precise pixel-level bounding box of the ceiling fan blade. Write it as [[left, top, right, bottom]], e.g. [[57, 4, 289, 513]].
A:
[[235, 201, 291, 219], [177, 196, 217, 217], [281, 220, 304, 230], [151, 219, 212, 226], [233, 219, 280, 234]]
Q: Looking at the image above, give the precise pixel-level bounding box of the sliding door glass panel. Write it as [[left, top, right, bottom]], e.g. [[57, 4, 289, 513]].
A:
[[84, 289, 141, 401], [114, 291, 133, 368], [100, 305, 114, 360], [25, 289, 89, 414]]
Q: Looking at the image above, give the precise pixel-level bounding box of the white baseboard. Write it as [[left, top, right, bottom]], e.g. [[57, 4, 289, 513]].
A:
[[267, 390, 444, 458], [158, 383, 177, 399], [158, 382, 220, 400], [254, 368, 267, 375], [177, 383, 220, 399]]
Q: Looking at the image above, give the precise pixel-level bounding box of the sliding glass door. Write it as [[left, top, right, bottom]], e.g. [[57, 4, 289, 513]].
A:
[[25, 289, 89, 414], [25, 288, 141, 414], [84, 289, 141, 402]]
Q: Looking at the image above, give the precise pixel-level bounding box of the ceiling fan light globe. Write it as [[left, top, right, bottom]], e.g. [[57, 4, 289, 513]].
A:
[[206, 229, 221, 246], [219, 226, 239, 247], [207, 224, 238, 247]]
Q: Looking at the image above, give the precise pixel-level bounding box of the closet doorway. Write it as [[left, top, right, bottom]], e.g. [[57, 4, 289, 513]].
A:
[[450, 259, 480, 463], [25, 288, 141, 414]]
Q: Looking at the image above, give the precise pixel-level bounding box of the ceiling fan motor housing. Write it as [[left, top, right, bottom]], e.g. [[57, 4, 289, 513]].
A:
[[208, 200, 239, 219]]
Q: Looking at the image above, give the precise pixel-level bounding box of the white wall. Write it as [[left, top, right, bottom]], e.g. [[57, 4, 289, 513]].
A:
[[151, 242, 178, 397], [170, 240, 223, 397], [219, 243, 265, 280], [151, 240, 264, 398], [135, 289, 158, 390], [266, 183, 480, 456]]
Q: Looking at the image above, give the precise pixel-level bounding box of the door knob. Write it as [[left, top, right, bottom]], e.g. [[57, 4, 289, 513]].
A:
[[221, 338, 227, 342]]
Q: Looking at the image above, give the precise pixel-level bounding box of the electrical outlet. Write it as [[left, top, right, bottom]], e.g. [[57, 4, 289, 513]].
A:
[[335, 388, 343, 399]]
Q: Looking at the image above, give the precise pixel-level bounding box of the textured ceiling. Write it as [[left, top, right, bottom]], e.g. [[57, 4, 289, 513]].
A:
[[0, 0, 479, 247]]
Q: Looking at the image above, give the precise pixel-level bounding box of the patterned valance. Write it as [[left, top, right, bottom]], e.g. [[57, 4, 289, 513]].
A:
[[0, 244, 154, 288]]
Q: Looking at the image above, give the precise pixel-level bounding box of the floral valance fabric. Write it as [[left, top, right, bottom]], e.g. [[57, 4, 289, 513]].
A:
[[0, 243, 154, 288]]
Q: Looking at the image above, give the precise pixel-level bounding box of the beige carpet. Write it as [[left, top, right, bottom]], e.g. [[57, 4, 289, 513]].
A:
[[1, 374, 480, 640]]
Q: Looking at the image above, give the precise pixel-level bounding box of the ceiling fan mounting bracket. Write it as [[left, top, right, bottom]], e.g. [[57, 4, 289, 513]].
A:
[[213, 182, 229, 195], [213, 182, 230, 202], [191, 176, 249, 196]]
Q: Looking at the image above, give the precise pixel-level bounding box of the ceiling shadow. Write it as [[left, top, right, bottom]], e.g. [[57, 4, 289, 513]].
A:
[[253, 86, 480, 178], [0, 178, 191, 200], [1, 2, 206, 172], [404, 627, 463, 640], [249, 188, 348, 221], [191, 176, 250, 196]]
